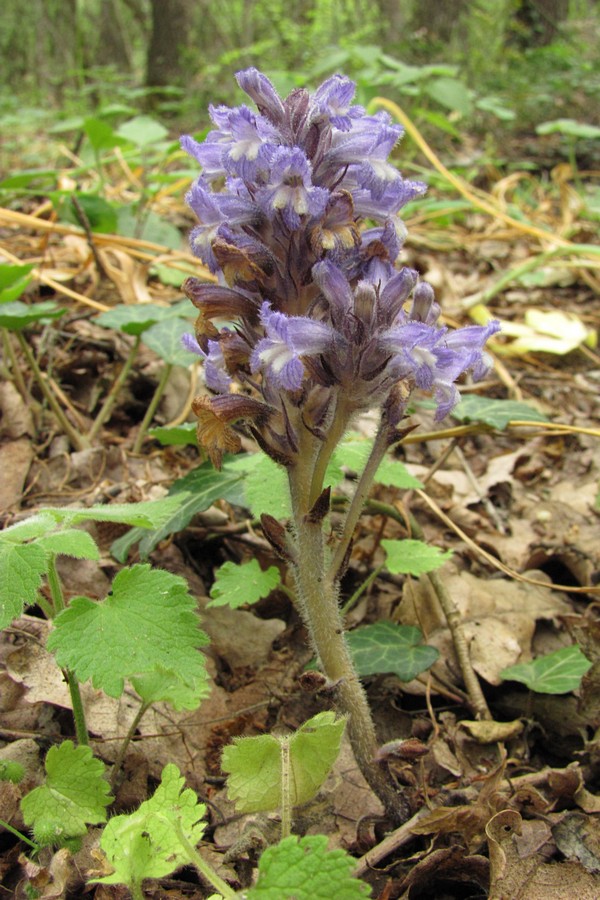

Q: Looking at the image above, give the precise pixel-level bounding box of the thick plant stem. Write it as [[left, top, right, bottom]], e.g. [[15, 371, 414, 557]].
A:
[[288, 450, 406, 819]]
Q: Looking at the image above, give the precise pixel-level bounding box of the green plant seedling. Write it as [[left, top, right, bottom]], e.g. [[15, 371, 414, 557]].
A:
[[536, 118, 600, 185], [382, 539, 452, 576], [452, 395, 549, 430], [209, 559, 282, 609], [21, 741, 112, 848], [222, 712, 346, 839], [500, 645, 592, 695]]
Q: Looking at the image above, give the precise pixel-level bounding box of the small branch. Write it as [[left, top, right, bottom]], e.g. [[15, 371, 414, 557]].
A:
[[280, 738, 292, 840], [110, 700, 151, 791], [64, 669, 90, 745], [16, 332, 90, 451], [88, 335, 141, 442], [132, 362, 172, 454], [0, 817, 40, 852], [172, 818, 238, 899]]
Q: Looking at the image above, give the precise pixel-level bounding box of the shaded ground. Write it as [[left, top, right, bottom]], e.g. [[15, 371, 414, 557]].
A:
[[0, 133, 599, 898]]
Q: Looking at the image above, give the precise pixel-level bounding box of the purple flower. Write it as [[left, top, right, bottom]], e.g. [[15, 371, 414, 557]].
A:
[[256, 147, 329, 230], [182, 333, 233, 393], [250, 302, 336, 391], [312, 74, 365, 131]]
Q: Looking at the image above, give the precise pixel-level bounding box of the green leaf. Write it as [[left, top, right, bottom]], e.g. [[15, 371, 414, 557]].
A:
[[536, 118, 600, 139], [0, 512, 60, 543], [227, 454, 291, 518], [500, 645, 592, 694], [452, 395, 549, 430], [36, 529, 100, 560], [0, 263, 34, 304], [116, 207, 182, 250], [374, 458, 424, 489], [116, 115, 169, 147], [96, 303, 176, 336], [209, 559, 281, 609], [94, 764, 206, 888], [21, 741, 112, 845], [247, 834, 370, 899], [149, 423, 198, 446], [131, 665, 210, 711], [83, 117, 128, 152], [347, 622, 439, 681], [53, 192, 117, 233], [222, 712, 346, 814], [111, 462, 244, 561], [382, 539, 452, 575], [425, 77, 472, 115], [39, 495, 187, 529], [47, 564, 209, 700], [142, 317, 198, 367], [0, 542, 48, 628], [150, 262, 186, 287], [0, 300, 65, 330]]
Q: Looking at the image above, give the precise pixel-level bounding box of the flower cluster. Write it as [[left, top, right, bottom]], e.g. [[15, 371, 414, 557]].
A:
[[182, 69, 499, 467]]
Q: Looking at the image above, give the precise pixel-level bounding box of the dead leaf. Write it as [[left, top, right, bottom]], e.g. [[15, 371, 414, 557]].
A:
[[460, 719, 524, 744], [0, 438, 33, 511]]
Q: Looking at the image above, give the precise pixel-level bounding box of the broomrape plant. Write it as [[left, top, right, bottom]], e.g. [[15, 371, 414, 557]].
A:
[[181, 68, 499, 820]]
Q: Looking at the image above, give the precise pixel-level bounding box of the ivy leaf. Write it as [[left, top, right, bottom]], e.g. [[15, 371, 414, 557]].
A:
[[0, 542, 48, 628], [347, 622, 439, 681], [47, 565, 209, 700], [452, 395, 549, 430], [247, 834, 370, 899], [149, 423, 198, 446], [208, 559, 281, 609], [222, 712, 345, 814], [0, 263, 34, 304], [21, 741, 112, 845], [500, 645, 592, 694], [382, 539, 452, 575], [94, 764, 206, 889]]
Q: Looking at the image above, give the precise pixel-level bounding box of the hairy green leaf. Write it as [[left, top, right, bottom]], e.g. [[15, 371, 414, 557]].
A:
[[209, 559, 281, 609], [500, 645, 592, 694], [0, 542, 48, 628], [21, 741, 112, 844], [142, 317, 197, 366], [47, 565, 209, 701], [382, 539, 452, 575], [347, 622, 439, 681], [94, 764, 206, 888], [247, 834, 370, 898], [222, 712, 345, 814]]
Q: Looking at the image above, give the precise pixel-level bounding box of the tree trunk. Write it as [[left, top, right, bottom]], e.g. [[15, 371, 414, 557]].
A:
[[145, 0, 191, 91]]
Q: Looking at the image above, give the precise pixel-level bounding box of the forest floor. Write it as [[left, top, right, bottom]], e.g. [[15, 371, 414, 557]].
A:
[[0, 127, 599, 899]]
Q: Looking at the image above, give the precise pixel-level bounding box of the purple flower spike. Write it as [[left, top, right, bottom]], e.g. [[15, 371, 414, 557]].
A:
[[236, 68, 286, 126], [251, 302, 335, 391], [181, 333, 232, 393], [312, 74, 365, 131], [257, 147, 329, 230]]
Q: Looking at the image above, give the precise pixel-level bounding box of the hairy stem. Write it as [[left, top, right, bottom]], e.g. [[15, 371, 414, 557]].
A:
[[173, 818, 237, 899]]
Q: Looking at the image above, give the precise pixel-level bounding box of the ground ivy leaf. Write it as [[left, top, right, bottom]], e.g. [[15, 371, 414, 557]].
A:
[[500, 645, 592, 694], [452, 395, 549, 430], [0, 512, 59, 543], [382, 538, 452, 575], [142, 318, 197, 367], [247, 834, 370, 899], [0, 542, 48, 628], [149, 423, 198, 446], [96, 303, 176, 336], [21, 741, 112, 844], [222, 712, 345, 814], [208, 559, 281, 609], [0, 300, 65, 330], [94, 764, 206, 888], [47, 564, 209, 698], [347, 622, 439, 681]]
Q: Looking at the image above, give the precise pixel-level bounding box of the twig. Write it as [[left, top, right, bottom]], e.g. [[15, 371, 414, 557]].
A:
[[453, 445, 507, 535]]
